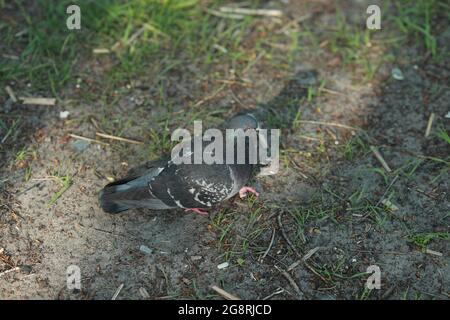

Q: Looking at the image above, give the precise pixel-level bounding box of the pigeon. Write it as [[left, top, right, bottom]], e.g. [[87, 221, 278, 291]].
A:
[[99, 113, 262, 215]]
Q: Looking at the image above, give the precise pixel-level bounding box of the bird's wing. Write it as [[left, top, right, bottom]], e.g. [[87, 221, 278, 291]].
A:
[[149, 163, 239, 209], [125, 158, 170, 177]]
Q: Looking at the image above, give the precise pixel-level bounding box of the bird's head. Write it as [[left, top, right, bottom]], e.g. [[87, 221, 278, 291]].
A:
[[224, 113, 260, 131], [225, 113, 279, 175]]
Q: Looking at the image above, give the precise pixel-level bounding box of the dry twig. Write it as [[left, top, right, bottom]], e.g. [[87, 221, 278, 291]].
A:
[[219, 7, 283, 17], [96, 132, 143, 145], [210, 285, 240, 300], [297, 120, 360, 131], [93, 48, 110, 54], [425, 113, 435, 138], [5, 86, 17, 102], [69, 134, 110, 146], [20, 97, 56, 106], [111, 283, 124, 300], [274, 266, 303, 299], [370, 146, 392, 172], [260, 228, 276, 262], [0, 266, 20, 278], [206, 9, 244, 19]]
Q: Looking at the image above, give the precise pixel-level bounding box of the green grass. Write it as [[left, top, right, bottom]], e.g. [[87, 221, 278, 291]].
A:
[[12, 147, 36, 180], [2, 1, 91, 93], [397, 158, 423, 178], [408, 232, 449, 249], [0, 117, 22, 147], [358, 287, 373, 300], [210, 209, 234, 250], [1, 0, 257, 95], [48, 171, 73, 205], [14, 147, 32, 164], [393, 0, 439, 58], [210, 201, 269, 264], [157, 264, 179, 298], [364, 167, 389, 185], [391, 0, 449, 60], [326, 9, 383, 81], [285, 203, 341, 247], [315, 1, 447, 81], [342, 135, 370, 161], [148, 128, 175, 158], [437, 128, 450, 145], [329, 11, 370, 65], [311, 258, 369, 285]]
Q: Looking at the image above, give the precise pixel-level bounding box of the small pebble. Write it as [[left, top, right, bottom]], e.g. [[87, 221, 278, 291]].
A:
[[391, 67, 404, 80], [72, 139, 89, 152], [217, 262, 229, 270], [139, 245, 153, 255], [139, 287, 150, 298], [59, 111, 70, 119], [190, 255, 202, 261], [381, 199, 399, 211], [4, 99, 13, 113]]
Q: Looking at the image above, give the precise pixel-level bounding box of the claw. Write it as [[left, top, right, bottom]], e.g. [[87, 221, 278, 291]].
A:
[[184, 208, 209, 216], [239, 186, 259, 199]]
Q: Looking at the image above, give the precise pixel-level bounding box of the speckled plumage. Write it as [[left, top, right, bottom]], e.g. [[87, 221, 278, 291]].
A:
[[99, 114, 258, 214]]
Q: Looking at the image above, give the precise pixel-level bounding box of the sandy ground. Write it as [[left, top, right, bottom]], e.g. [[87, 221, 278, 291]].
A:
[[1, 0, 449, 299]]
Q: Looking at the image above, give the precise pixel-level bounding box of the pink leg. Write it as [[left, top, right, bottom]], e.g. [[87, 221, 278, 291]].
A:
[[184, 208, 209, 216], [239, 186, 259, 199]]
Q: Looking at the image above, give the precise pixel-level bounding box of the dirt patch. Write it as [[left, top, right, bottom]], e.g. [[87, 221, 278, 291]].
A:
[[1, 0, 448, 299]]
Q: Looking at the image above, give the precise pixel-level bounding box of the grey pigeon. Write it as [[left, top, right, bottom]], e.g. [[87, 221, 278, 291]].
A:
[[99, 113, 261, 215]]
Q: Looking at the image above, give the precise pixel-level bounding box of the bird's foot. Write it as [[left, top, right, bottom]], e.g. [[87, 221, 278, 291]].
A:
[[184, 208, 209, 216], [239, 186, 259, 199]]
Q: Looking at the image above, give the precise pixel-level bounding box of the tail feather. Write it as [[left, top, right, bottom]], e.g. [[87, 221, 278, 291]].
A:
[[99, 172, 171, 213], [99, 188, 134, 214], [99, 175, 148, 214]]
